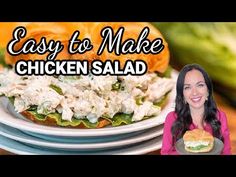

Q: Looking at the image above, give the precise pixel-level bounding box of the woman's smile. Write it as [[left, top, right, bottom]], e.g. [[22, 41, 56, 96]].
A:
[[190, 96, 202, 103]]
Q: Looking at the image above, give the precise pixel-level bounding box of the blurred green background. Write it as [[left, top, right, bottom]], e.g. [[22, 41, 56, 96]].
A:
[[153, 22, 236, 107]]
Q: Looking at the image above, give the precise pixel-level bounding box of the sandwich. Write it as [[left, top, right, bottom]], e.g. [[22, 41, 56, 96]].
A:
[[183, 129, 214, 153], [0, 22, 174, 128]]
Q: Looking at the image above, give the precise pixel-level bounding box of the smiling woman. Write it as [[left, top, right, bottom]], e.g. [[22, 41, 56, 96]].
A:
[[161, 63, 232, 155]]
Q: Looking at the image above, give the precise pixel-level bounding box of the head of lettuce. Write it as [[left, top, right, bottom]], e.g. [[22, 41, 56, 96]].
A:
[[153, 22, 236, 106]]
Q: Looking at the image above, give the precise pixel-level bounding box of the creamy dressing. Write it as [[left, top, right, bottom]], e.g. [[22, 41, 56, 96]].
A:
[[0, 69, 175, 123], [184, 141, 210, 147]]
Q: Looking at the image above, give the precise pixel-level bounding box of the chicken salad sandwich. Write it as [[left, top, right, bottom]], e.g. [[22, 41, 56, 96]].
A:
[[0, 22, 175, 128], [183, 129, 214, 153]]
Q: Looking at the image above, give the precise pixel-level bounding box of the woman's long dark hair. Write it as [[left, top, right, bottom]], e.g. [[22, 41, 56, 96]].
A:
[[171, 64, 223, 145]]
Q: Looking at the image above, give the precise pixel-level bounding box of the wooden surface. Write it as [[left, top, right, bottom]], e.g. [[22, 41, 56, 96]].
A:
[[0, 93, 236, 155], [214, 93, 236, 154]]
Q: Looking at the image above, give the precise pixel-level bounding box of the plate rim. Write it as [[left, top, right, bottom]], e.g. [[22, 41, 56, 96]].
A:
[[0, 123, 163, 150], [0, 134, 163, 155]]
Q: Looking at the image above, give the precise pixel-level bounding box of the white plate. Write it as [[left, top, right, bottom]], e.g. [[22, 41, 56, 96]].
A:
[[0, 71, 177, 137], [21, 129, 145, 143], [0, 123, 163, 150], [0, 135, 163, 155]]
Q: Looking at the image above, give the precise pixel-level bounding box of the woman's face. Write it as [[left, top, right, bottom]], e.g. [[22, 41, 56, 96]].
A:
[[183, 69, 209, 110]]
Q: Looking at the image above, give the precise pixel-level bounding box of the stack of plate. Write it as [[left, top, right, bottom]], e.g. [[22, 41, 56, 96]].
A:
[[0, 72, 177, 155]]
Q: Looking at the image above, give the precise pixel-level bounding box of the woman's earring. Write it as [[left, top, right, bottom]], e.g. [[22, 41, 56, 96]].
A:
[[206, 93, 209, 101]]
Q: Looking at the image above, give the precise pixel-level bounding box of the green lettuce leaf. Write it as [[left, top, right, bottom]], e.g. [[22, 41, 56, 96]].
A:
[[49, 84, 63, 95], [0, 48, 11, 68], [8, 96, 154, 128], [111, 113, 133, 126], [188, 144, 208, 151], [26, 111, 100, 128]]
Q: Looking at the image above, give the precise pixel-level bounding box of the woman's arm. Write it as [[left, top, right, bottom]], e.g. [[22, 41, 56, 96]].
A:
[[219, 111, 232, 155], [161, 112, 178, 155]]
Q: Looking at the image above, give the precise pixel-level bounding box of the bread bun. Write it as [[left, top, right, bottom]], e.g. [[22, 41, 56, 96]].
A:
[[21, 110, 111, 128], [183, 129, 214, 153], [3, 22, 170, 73], [183, 129, 214, 142]]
